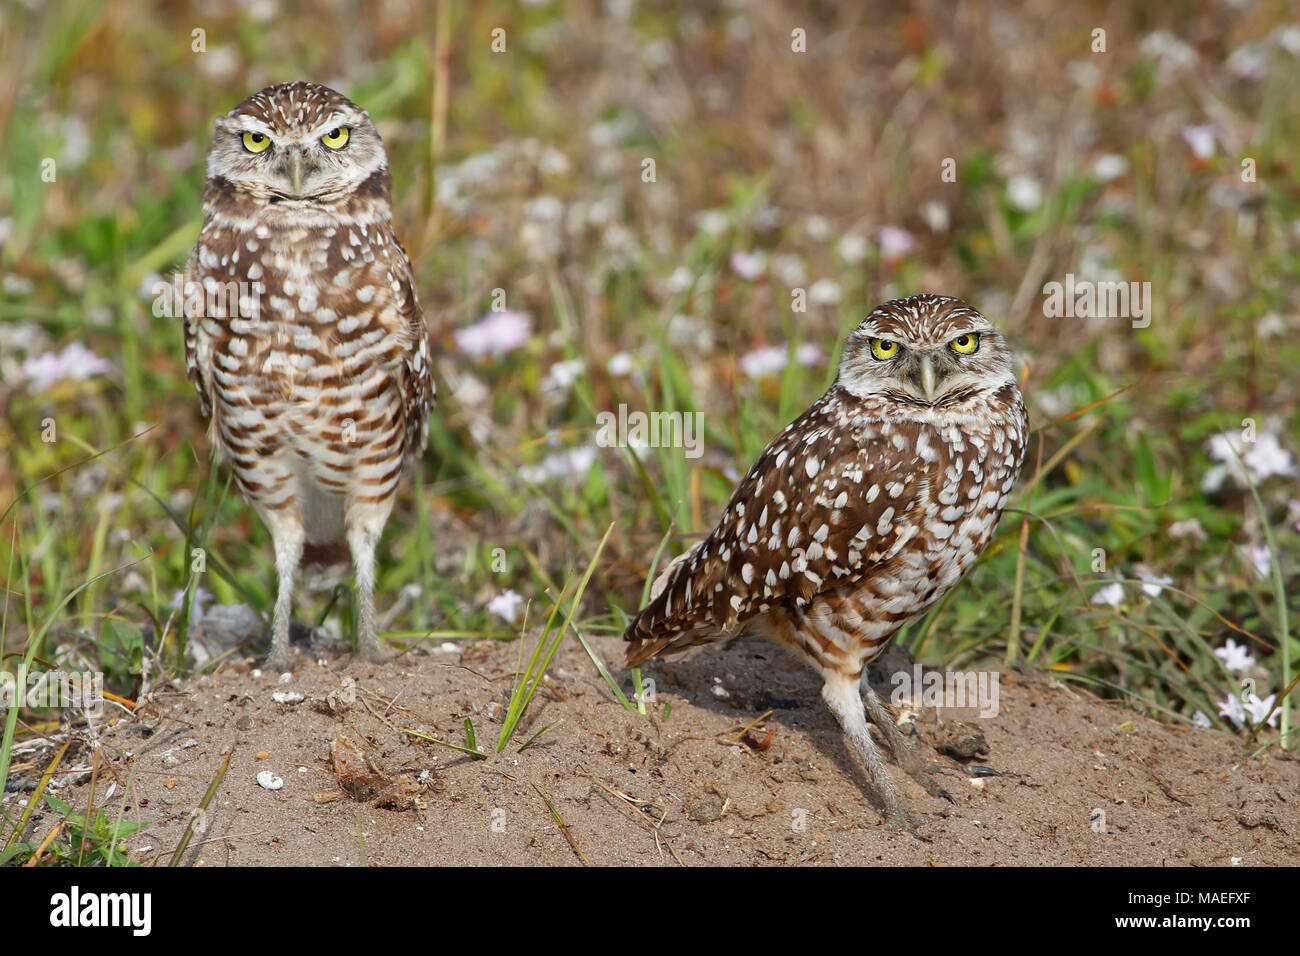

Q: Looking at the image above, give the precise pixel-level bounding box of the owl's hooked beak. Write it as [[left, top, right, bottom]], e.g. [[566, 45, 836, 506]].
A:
[[919, 354, 938, 403], [288, 149, 306, 196]]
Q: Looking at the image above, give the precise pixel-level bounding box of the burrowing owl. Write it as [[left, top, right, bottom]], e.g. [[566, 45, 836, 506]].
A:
[[625, 294, 1026, 828], [184, 82, 434, 671]]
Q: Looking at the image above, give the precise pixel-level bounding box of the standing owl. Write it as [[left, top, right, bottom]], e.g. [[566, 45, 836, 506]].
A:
[[625, 294, 1026, 828], [184, 82, 434, 672]]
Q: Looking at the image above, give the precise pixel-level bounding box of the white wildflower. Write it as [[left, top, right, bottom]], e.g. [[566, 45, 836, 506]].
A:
[[1203, 431, 1296, 492], [1245, 693, 1279, 727], [454, 311, 533, 359], [1219, 691, 1278, 729], [541, 358, 585, 396], [1225, 43, 1268, 80], [837, 232, 868, 264], [524, 195, 564, 222], [520, 446, 597, 484], [1214, 638, 1255, 674], [1134, 567, 1174, 598], [694, 210, 729, 237], [1140, 30, 1197, 73], [538, 147, 569, 176], [739, 343, 824, 380], [665, 266, 695, 294], [1006, 175, 1042, 212], [729, 251, 767, 281], [1091, 154, 1129, 182], [1180, 125, 1216, 160], [877, 226, 915, 261], [167, 586, 214, 617], [804, 215, 831, 241], [1244, 544, 1272, 580], [486, 590, 525, 625], [919, 201, 950, 233], [1090, 582, 1125, 608], [1276, 25, 1300, 55], [809, 278, 842, 306], [20, 343, 112, 391], [1167, 518, 1207, 541], [770, 254, 805, 288]]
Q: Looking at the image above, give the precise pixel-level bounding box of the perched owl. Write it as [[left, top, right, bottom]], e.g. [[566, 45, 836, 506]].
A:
[[625, 294, 1027, 828], [184, 82, 434, 672]]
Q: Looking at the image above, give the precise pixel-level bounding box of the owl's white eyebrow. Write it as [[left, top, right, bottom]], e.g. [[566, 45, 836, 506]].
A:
[[229, 116, 274, 135], [308, 114, 349, 133]]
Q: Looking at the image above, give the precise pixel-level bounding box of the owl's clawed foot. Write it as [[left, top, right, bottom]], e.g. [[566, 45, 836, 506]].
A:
[[355, 635, 389, 664], [265, 645, 297, 674], [892, 745, 960, 806], [901, 761, 957, 805], [861, 683, 957, 807], [876, 784, 927, 838], [822, 676, 934, 838]]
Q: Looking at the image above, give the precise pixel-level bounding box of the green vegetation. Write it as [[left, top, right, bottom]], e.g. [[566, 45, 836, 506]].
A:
[[1, 1, 1296, 863]]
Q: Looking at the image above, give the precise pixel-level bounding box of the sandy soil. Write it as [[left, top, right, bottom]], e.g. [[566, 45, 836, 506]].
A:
[[32, 632, 1300, 866]]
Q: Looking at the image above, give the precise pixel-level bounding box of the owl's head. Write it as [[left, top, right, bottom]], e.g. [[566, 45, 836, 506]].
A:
[[205, 82, 389, 208], [837, 294, 1018, 408]]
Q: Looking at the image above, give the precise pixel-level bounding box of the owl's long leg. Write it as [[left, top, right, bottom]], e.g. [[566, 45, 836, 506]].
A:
[[346, 520, 387, 662], [821, 673, 914, 830], [264, 511, 305, 673], [861, 682, 956, 804]]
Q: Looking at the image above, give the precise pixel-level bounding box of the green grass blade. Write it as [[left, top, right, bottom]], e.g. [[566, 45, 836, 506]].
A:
[[496, 523, 614, 751], [518, 719, 563, 753], [402, 727, 487, 760], [168, 747, 231, 867]]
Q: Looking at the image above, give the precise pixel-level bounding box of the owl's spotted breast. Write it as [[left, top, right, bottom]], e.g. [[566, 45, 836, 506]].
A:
[[626, 381, 1026, 667], [187, 182, 432, 477]]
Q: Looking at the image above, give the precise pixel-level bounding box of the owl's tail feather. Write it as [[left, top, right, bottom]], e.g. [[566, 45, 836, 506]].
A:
[[624, 624, 674, 667], [623, 539, 710, 666]]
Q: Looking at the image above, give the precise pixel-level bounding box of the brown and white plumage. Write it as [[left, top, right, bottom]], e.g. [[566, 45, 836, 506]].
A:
[[185, 82, 434, 671], [625, 294, 1026, 827]]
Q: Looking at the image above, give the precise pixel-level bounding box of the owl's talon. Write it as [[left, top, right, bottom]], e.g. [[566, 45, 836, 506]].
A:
[[884, 807, 932, 840], [357, 640, 389, 664], [266, 648, 296, 674], [906, 765, 958, 804]]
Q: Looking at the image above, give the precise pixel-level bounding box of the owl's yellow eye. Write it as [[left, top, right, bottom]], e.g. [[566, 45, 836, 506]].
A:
[[870, 338, 901, 361], [949, 333, 980, 355], [321, 127, 350, 150], [241, 131, 272, 153]]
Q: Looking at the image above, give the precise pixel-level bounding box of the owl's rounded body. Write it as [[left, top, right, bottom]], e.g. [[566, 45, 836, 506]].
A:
[[184, 82, 434, 670], [625, 294, 1026, 828], [745, 389, 1026, 680], [189, 205, 428, 539]]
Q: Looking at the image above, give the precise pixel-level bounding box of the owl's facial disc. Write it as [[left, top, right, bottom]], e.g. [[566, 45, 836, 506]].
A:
[[836, 295, 1016, 409], [208, 84, 388, 207]]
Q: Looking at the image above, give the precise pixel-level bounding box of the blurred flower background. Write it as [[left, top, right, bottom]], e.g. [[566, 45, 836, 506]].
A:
[[0, 0, 1296, 742]]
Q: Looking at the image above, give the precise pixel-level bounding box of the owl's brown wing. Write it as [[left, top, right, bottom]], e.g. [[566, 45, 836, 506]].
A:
[[384, 227, 436, 462], [182, 244, 213, 420], [624, 387, 966, 665]]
